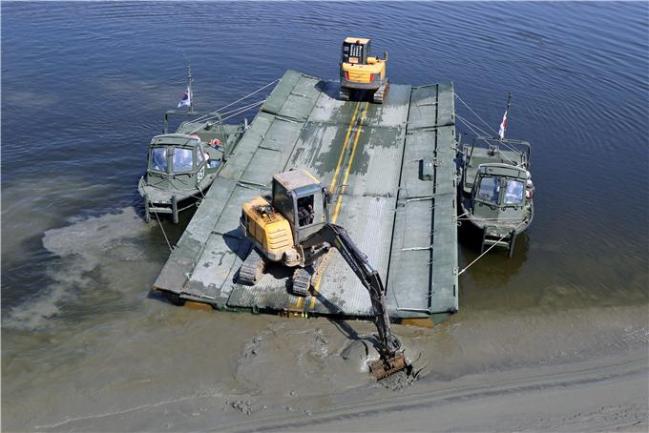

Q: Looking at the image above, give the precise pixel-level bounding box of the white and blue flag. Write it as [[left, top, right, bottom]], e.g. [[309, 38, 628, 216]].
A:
[[177, 86, 192, 108], [498, 109, 508, 140]]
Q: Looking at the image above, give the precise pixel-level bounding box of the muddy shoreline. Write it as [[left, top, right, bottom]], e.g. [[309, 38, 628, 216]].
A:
[[4, 293, 647, 432]]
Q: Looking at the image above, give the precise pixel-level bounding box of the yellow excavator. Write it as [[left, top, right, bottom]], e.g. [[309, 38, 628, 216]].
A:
[[238, 169, 409, 380], [339, 37, 389, 104]]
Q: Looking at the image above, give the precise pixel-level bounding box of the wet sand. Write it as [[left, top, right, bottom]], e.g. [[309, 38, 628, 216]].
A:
[[2, 208, 647, 432], [4, 311, 647, 432]]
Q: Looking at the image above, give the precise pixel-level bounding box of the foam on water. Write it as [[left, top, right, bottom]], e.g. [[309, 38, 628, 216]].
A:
[[4, 207, 159, 330]]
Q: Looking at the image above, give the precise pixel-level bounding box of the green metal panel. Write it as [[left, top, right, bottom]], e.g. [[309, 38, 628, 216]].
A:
[[431, 124, 459, 312], [218, 112, 274, 180], [437, 81, 455, 127], [153, 71, 459, 320], [385, 84, 458, 316], [261, 70, 303, 115], [277, 75, 321, 122]]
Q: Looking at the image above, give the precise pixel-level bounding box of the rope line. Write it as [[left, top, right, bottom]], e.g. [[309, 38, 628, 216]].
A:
[[189, 100, 266, 132], [455, 93, 529, 169], [457, 115, 520, 167], [456, 114, 494, 140], [455, 93, 499, 136], [215, 79, 279, 113], [189, 79, 279, 124], [154, 210, 174, 253], [457, 221, 526, 276]]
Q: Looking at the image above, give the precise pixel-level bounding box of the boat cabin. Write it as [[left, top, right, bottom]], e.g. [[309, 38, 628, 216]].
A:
[[140, 133, 224, 223], [147, 134, 221, 179], [470, 163, 530, 223], [461, 136, 531, 195]]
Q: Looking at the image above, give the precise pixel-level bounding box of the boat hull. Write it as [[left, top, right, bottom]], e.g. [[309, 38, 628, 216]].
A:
[[458, 191, 534, 257]]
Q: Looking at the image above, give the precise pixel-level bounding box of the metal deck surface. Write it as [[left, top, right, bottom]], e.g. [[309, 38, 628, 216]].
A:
[[153, 70, 458, 320]]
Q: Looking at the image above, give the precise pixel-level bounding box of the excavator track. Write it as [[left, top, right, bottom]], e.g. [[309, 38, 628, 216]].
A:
[[373, 80, 389, 104], [238, 248, 265, 285]]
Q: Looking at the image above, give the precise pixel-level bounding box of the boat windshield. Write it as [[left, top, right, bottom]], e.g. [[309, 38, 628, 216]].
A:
[[504, 179, 525, 205], [172, 147, 193, 173], [150, 147, 167, 172], [477, 176, 500, 205]]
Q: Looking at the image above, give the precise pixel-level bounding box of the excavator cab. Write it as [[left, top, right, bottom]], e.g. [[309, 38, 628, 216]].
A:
[[271, 170, 328, 243], [342, 38, 370, 65], [240, 169, 329, 270], [339, 37, 389, 103]]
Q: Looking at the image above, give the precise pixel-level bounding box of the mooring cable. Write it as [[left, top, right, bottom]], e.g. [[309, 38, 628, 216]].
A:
[[154, 210, 174, 253], [457, 220, 526, 276], [455, 93, 499, 137]]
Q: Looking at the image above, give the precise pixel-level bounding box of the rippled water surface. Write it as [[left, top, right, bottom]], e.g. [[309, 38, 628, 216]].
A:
[[2, 1, 648, 424]]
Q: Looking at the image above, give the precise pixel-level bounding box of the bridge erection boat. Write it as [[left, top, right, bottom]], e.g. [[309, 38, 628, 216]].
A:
[[138, 113, 246, 224], [458, 133, 534, 257]]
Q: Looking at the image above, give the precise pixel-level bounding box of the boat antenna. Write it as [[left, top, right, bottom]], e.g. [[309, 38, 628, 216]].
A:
[[498, 92, 512, 142], [187, 64, 194, 113]]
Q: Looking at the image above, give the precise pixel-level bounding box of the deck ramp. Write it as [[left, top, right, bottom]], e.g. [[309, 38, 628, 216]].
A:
[[153, 70, 458, 320]]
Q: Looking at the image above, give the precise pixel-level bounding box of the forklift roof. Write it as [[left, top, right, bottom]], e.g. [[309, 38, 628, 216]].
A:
[[273, 169, 321, 192], [344, 37, 370, 45]]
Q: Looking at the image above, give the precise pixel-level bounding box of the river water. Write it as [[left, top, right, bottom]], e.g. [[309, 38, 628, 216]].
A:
[[2, 2, 648, 431]]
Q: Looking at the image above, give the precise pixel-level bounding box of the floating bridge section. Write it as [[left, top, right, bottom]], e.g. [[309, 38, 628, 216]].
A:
[[153, 70, 459, 321]]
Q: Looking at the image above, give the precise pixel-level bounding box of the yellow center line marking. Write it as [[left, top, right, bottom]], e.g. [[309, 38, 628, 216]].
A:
[[329, 102, 361, 194], [309, 102, 370, 310], [291, 102, 361, 312], [332, 102, 369, 223]]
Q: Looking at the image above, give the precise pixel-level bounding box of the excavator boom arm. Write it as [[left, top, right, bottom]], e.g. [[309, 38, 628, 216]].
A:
[[304, 224, 401, 357]]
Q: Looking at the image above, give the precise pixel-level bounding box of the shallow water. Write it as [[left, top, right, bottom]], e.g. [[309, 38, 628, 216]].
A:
[[2, 2, 648, 430]]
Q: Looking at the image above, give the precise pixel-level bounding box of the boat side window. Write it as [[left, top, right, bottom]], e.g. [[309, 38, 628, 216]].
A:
[[150, 147, 167, 172], [477, 176, 500, 205], [504, 179, 525, 205], [172, 147, 193, 173]]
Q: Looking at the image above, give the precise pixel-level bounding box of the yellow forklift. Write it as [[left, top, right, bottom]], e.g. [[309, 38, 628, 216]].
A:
[[238, 169, 409, 380], [339, 37, 389, 103]]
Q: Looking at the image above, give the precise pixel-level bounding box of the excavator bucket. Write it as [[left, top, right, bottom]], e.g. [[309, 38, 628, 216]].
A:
[[368, 352, 410, 380]]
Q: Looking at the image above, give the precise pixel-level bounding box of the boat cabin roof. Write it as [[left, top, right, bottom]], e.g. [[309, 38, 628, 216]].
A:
[[478, 162, 528, 179], [150, 133, 202, 148]]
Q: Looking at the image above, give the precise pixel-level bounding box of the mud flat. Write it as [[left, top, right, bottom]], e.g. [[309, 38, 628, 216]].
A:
[[3, 283, 646, 432]]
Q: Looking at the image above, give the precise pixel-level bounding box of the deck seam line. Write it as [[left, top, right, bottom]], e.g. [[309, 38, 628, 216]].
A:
[[384, 85, 415, 313], [188, 75, 308, 296]]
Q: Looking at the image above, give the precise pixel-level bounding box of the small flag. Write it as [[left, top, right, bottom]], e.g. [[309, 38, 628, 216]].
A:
[[177, 86, 191, 108], [498, 109, 508, 140]]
